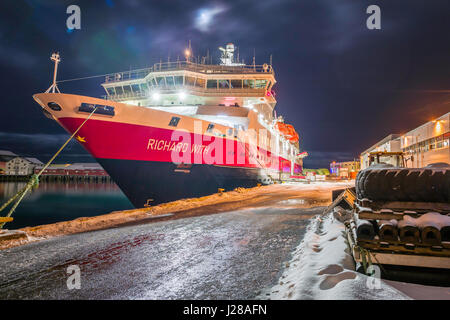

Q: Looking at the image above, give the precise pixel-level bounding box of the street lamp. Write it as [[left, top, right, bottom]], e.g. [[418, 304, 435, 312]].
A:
[[184, 49, 191, 61]]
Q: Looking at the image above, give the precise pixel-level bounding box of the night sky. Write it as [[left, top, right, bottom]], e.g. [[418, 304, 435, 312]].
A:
[[0, 0, 449, 168]]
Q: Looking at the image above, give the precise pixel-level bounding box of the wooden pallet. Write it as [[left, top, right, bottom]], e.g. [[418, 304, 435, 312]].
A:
[[356, 198, 450, 216], [355, 203, 450, 221], [352, 246, 450, 269], [357, 239, 450, 257]]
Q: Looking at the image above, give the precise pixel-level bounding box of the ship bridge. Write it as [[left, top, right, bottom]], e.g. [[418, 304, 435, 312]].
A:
[[101, 60, 276, 109]]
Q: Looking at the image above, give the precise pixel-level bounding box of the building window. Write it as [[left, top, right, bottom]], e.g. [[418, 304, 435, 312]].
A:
[[168, 117, 180, 127]]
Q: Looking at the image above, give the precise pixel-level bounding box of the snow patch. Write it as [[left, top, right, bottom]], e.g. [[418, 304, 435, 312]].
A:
[[259, 213, 410, 300]]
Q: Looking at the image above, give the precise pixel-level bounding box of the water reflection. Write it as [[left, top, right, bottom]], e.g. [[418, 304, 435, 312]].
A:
[[0, 181, 133, 229]]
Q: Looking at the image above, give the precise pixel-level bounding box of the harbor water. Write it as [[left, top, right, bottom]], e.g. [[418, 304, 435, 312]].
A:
[[0, 181, 133, 229]]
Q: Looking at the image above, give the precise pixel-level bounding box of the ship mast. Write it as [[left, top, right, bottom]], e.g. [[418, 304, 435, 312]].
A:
[[46, 52, 61, 93]]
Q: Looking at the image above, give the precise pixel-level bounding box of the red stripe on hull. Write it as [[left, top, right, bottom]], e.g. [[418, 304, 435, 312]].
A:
[[58, 117, 302, 174]]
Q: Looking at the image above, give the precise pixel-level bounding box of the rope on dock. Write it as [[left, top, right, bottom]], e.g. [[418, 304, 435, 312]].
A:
[[0, 107, 98, 229]]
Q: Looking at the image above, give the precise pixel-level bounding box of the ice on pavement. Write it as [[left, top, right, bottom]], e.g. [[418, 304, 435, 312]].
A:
[[260, 212, 412, 300], [1, 181, 353, 250]]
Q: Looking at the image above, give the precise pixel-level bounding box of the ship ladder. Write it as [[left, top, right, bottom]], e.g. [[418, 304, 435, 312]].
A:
[[0, 107, 97, 229]]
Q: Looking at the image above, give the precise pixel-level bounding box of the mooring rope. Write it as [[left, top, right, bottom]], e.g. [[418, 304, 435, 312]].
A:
[[56, 74, 111, 83], [56, 67, 151, 84], [0, 107, 98, 229]]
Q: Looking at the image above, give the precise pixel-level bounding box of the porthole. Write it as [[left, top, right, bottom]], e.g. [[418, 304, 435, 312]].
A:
[[47, 102, 62, 111]]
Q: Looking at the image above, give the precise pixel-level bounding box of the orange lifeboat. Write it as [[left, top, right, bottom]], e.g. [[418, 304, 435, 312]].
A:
[[274, 122, 299, 142]]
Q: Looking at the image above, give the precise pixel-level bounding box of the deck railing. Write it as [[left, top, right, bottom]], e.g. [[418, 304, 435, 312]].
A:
[[104, 61, 274, 84]]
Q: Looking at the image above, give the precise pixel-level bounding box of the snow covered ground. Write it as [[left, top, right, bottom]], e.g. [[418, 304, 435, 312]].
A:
[[259, 212, 450, 300]]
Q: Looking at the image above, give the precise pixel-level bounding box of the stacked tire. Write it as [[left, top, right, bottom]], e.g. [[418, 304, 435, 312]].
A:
[[355, 163, 450, 203]]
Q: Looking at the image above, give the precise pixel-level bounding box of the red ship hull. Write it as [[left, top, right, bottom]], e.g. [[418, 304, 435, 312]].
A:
[[58, 117, 301, 207]]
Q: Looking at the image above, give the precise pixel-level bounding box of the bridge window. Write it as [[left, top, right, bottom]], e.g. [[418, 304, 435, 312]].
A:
[[156, 77, 166, 86], [165, 76, 175, 87], [254, 80, 268, 88], [230, 79, 242, 89], [150, 78, 157, 87], [174, 76, 183, 86], [131, 84, 140, 92], [123, 85, 132, 94], [140, 83, 149, 91], [106, 87, 115, 95], [195, 78, 205, 88], [185, 76, 196, 86], [207, 80, 217, 89], [243, 79, 254, 88], [115, 86, 124, 95], [169, 116, 180, 127], [218, 80, 230, 89]]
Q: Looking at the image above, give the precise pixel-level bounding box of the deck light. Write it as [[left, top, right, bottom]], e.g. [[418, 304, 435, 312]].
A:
[[152, 92, 160, 101], [178, 91, 187, 100]]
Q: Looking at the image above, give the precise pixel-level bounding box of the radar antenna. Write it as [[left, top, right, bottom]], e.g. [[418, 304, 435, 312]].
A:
[[218, 43, 244, 66]]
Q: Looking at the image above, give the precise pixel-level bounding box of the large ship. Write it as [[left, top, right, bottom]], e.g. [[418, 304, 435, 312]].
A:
[[33, 44, 306, 207]]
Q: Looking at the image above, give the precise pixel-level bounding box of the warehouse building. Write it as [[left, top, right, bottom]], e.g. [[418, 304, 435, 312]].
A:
[[34, 163, 108, 176], [0, 150, 17, 174], [5, 157, 43, 175], [360, 112, 449, 168], [401, 112, 449, 168], [330, 160, 361, 179]]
